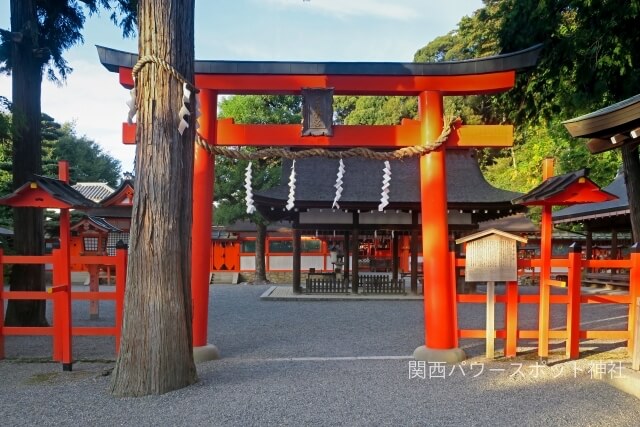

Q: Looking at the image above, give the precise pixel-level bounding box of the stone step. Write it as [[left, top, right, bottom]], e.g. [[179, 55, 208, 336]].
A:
[[209, 272, 239, 285]]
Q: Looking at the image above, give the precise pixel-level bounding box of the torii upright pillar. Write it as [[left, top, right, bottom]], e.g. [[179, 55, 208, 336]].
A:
[[413, 91, 465, 363], [191, 89, 220, 362]]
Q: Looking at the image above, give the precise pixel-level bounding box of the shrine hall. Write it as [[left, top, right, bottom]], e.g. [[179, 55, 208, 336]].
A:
[[97, 43, 543, 363], [252, 150, 524, 294]]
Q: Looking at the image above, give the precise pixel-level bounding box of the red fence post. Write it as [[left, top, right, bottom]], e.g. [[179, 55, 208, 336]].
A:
[[115, 241, 128, 354], [505, 281, 519, 358], [629, 243, 640, 352], [59, 208, 73, 371], [566, 243, 582, 359], [51, 248, 62, 362], [0, 247, 4, 360]]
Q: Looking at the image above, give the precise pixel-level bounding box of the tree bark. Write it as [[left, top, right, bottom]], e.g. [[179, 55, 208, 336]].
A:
[[254, 222, 269, 284], [5, 0, 47, 327], [622, 145, 640, 243], [110, 0, 197, 396]]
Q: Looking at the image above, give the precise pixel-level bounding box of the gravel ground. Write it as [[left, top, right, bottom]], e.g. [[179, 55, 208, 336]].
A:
[[1, 284, 639, 426]]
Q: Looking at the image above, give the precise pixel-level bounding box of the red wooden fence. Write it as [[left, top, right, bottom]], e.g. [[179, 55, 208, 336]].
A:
[[0, 246, 127, 370]]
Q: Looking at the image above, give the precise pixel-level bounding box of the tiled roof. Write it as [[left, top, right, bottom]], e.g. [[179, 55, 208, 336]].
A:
[[512, 170, 589, 205], [254, 150, 522, 210], [72, 182, 115, 203], [0, 175, 99, 209]]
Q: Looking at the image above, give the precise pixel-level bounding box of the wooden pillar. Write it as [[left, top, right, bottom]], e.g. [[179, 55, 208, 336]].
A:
[[486, 281, 495, 359], [418, 91, 457, 351], [611, 229, 618, 260], [292, 227, 301, 294], [585, 227, 593, 274], [343, 231, 350, 281], [191, 89, 216, 350], [585, 227, 593, 261], [392, 231, 399, 282], [410, 212, 419, 295], [351, 212, 359, 294], [538, 158, 554, 360], [566, 242, 582, 359]]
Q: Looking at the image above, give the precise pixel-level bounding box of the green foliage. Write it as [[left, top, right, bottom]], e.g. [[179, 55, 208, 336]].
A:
[[220, 95, 301, 125], [407, 0, 634, 198], [333, 96, 417, 125], [53, 123, 122, 186], [0, 97, 12, 228], [496, 0, 640, 123], [215, 95, 300, 226], [0, 1, 136, 82]]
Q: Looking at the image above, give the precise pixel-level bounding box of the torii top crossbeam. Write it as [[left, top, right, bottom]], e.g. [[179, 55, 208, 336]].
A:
[[98, 44, 542, 96], [98, 44, 542, 148]]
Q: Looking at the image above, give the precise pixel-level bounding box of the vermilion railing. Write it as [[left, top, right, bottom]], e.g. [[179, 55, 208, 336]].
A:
[[0, 246, 127, 369], [451, 244, 640, 359]]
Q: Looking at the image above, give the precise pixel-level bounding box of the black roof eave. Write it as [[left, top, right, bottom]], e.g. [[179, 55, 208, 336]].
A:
[[563, 94, 640, 138], [97, 44, 543, 77], [511, 169, 589, 205]]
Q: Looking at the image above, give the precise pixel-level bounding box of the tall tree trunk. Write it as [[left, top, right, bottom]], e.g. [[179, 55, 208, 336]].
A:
[[110, 0, 197, 396], [621, 145, 640, 243], [254, 221, 269, 284], [5, 0, 46, 327]]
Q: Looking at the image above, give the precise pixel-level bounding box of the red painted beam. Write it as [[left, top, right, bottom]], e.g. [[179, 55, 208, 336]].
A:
[[122, 118, 514, 148], [118, 67, 516, 95]]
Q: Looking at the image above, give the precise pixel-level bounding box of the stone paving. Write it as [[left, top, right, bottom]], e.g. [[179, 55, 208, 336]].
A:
[[1, 284, 639, 426]]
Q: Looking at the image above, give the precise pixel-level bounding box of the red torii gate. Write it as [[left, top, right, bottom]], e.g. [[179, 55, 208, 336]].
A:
[[98, 44, 542, 362]]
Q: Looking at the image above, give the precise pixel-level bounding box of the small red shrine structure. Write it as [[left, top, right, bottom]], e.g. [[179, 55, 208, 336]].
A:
[[513, 159, 617, 359], [98, 44, 543, 362], [0, 161, 127, 371]]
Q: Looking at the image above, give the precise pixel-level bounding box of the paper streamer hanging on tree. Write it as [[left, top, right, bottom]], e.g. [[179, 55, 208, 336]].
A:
[[126, 79, 136, 124], [178, 82, 191, 135]]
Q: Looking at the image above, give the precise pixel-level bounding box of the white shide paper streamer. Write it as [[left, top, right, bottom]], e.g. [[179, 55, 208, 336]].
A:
[[178, 82, 191, 135], [378, 160, 391, 211], [332, 159, 345, 209], [126, 81, 136, 124], [286, 160, 297, 211], [245, 162, 256, 214]]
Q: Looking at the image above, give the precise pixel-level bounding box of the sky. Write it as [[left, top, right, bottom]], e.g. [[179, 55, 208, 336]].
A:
[[0, 0, 484, 175]]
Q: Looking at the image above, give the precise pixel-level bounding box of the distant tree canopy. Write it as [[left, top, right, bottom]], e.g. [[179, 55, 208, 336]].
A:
[[54, 123, 122, 187], [0, 103, 122, 228]]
